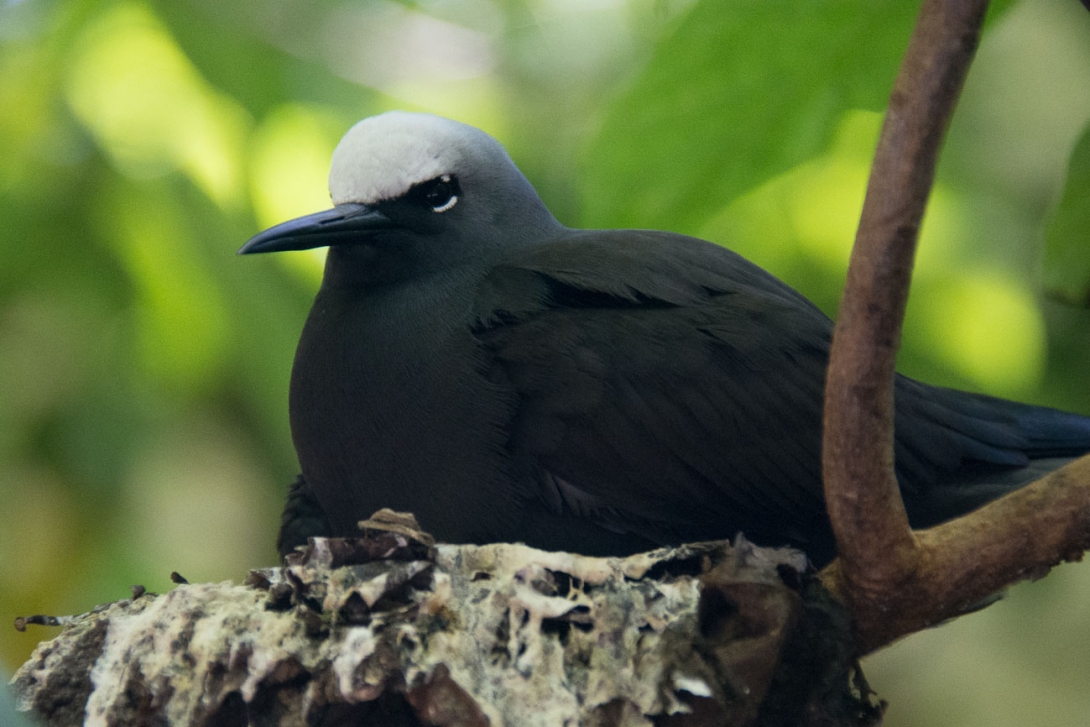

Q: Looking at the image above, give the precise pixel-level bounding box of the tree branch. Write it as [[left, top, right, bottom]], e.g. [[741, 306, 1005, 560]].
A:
[[823, 0, 987, 599], [821, 0, 1090, 655], [823, 455, 1090, 652]]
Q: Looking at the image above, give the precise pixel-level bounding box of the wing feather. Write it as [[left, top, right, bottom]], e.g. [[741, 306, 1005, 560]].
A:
[[471, 229, 1090, 559], [475, 230, 834, 551]]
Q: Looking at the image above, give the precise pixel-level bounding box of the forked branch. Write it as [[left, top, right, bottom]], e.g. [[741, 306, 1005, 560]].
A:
[[821, 0, 1090, 654]]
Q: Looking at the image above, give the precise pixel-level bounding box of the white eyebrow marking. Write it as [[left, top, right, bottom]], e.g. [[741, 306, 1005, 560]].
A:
[[329, 112, 474, 206]]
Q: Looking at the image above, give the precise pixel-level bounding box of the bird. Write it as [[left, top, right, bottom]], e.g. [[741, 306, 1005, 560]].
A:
[[240, 111, 1090, 567]]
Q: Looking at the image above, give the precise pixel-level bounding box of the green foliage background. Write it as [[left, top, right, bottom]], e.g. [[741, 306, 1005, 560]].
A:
[[2, 0, 1090, 723]]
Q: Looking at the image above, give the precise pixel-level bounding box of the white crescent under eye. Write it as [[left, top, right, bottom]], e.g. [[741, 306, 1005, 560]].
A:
[[433, 194, 458, 213], [428, 175, 458, 213]]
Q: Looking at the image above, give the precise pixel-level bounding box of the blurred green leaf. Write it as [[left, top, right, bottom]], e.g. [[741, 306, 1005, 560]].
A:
[[148, 0, 378, 117], [581, 0, 1013, 233], [582, 1, 911, 231], [1044, 122, 1090, 305]]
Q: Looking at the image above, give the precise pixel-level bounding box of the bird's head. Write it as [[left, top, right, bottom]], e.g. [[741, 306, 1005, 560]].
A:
[[239, 111, 561, 286]]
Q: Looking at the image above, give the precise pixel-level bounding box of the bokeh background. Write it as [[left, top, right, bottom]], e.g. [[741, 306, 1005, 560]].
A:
[[3, 0, 1090, 724]]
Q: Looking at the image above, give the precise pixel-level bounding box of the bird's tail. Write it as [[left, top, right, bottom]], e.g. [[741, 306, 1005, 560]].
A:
[[893, 378, 1090, 528]]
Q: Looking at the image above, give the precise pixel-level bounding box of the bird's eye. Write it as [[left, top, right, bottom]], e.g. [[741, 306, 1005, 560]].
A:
[[414, 174, 459, 213]]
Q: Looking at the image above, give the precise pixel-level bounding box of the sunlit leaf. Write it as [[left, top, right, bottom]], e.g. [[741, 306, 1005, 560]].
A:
[[92, 178, 231, 393], [1044, 122, 1090, 305], [581, 0, 1013, 233], [149, 0, 375, 117], [909, 272, 1047, 397], [64, 3, 250, 208]]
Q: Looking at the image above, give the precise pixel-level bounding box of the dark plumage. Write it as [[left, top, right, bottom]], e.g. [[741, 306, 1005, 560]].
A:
[[241, 111, 1090, 566]]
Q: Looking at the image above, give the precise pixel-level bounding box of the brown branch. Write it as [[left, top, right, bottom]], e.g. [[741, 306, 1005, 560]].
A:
[[823, 0, 989, 600], [819, 0, 1090, 654], [822, 455, 1090, 653]]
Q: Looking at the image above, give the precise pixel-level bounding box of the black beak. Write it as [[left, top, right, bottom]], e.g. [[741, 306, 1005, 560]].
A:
[[238, 203, 393, 254]]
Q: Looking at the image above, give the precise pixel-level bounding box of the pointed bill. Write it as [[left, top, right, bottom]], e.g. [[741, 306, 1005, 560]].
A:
[[238, 203, 393, 254]]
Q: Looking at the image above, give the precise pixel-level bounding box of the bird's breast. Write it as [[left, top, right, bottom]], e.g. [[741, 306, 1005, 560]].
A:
[[288, 278, 522, 542]]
